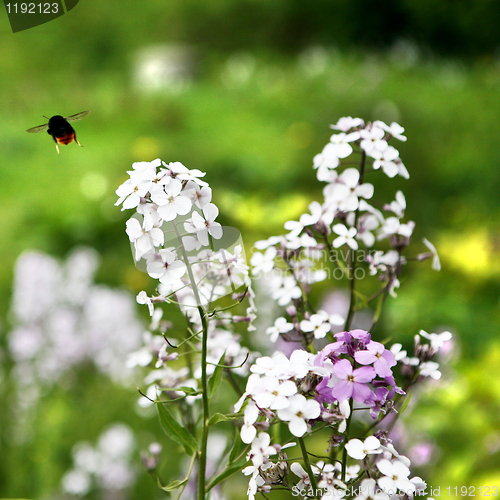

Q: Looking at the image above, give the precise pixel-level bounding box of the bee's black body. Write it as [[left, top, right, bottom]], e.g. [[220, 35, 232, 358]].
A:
[[27, 111, 90, 155]]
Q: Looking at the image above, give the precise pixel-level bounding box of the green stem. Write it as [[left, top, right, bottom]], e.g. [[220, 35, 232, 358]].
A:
[[172, 220, 202, 306], [341, 398, 354, 483], [298, 436, 320, 499], [175, 452, 198, 500], [198, 305, 210, 500], [343, 150, 366, 332], [344, 247, 357, 331], [171, 220, 209, 500]]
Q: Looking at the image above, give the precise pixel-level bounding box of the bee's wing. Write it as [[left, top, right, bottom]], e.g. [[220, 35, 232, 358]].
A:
[[65, 110, 90, 123], [26, 123, 49, 133]]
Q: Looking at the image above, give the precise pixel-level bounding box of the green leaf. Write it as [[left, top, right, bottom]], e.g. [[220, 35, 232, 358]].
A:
[[157, 476, 189, 492], [158, 386, 201, 396], [399, 391, 412, 414], [157, 402, 198, 456], [353, 289, 368, 308], [228, 432, 242, 464], [207, 458, 248, 491], [208, 351, 226, 398], [208, 412, 240, 426]]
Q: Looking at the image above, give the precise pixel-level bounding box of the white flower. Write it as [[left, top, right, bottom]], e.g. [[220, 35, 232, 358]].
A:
[[277, 394, 320, 437], [300, 314, 331, 339], [367, 250, 400, 275], [252, 376, 298, 410], [271, 276, 302, 306], [355, 478, 389, 500], [291, 462, 320, 491], [126, 217, 164, 261], [115, 170, 152, 210], [328, 131, 361, 158], [333, 462, 359, 482], [377, 459, 416, 495], [288, 233, 318, 251], [333, 224, 358, 250], [243, 467, 265, 500], [146, 249, 187, 285], [188, 203, 223, 246], [375, 120, 407, 142], [284, 218, 305, 239], [138, 202, 162, 231], [368, 145, 401, 178], [182, 233, 203, 252], [390, 343, 407, 361], [284, 201, 331, 239], [396, 160, 410, 179], [247, 432, 276, 467], [345, 436, 382, 460], [378, 217, 415, 240], [265, 317, 293, 342], [410, 476, 428, 495], [419, 330, 452, 350], [313, 142, 340, 172], [126, 346, 153, 368], [241, 400, 259, 444], [355, 212, 380, 247], [166, 161, 208, 186], [302, 201, 332, 226], [251, 247, 277, 275], [131, 158, 162, 173], [183, 181, 212, 208], [62, 469, 92, 496], [324, 168, 374, 212], [150, 178, 192, 221], [418, 361, 441, 380], [330, 116, 364, 132], [386, 191, 406, 217], [422, 238, 441, 271], [359, 125, 387, 154], [254, 236, 283, 250], [381, 443, 411, 467], [136, 291, 154, 316]]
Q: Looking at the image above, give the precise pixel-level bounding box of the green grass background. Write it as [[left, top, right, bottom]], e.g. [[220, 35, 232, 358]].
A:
[[1, 1, 500, 498]]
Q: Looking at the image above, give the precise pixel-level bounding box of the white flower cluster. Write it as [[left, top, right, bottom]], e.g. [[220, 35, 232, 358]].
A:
[[235, 350, 328, 443], [116, 159, 256, 322], [251, 117, 440, 320], [116, 159, 257, 406], [239, 118, 448, 499], [343, 436, 427, 500], [61, 423, 136, 497], [391, 329, 453, 381], [8, 248, 144, 392]]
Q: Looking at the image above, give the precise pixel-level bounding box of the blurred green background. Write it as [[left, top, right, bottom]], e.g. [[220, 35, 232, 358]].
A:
[[1, 0, 500, 498]]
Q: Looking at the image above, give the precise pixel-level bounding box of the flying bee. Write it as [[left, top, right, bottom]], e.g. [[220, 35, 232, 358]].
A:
[[27, 110, 90, 155]]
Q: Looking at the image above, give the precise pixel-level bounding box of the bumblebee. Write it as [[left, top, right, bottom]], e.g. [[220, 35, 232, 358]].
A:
[[27, 111, 90, 155]]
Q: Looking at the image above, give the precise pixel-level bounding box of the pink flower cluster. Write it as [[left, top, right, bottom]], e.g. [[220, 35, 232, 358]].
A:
[[314, 329, 403, 418], [237, 329, 401, 448]]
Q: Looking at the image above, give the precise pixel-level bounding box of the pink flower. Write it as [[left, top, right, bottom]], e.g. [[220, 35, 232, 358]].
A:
[[354, 341, 397, 377], [331, 359, 375, 403]]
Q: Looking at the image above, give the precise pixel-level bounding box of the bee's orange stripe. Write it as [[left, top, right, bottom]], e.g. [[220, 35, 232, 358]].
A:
[[56, 133, 75, 145]]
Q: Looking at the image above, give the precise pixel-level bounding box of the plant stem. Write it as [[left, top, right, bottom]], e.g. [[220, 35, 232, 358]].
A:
[[298, 436, 320, 499], [198, 305, 210, 500], [344, 150, 366, 331], [175, 452, 198, 500], [341, 398, 354, 483], [171, 220, 209, 500]]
